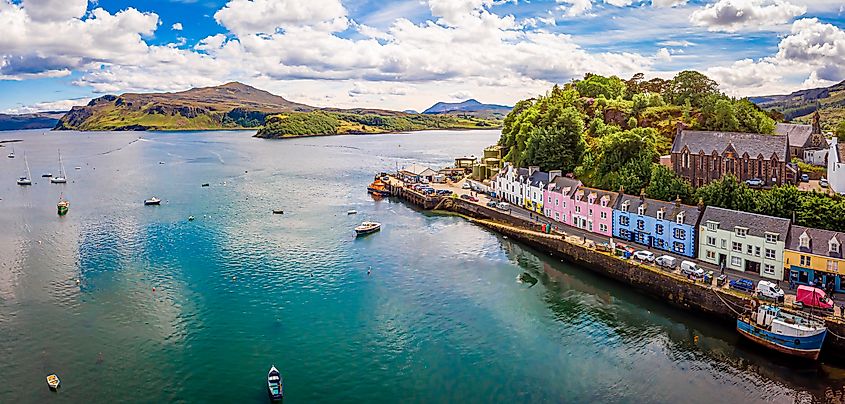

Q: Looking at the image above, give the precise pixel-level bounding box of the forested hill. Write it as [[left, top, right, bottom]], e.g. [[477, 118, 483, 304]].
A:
[[750, 80, 845, 131]]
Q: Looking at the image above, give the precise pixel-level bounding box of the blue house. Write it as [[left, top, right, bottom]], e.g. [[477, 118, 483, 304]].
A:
[[612, 193, 702, 258]]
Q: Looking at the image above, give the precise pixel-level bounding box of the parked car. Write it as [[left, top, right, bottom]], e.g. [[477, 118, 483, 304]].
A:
[[462, 182, 471, 189], [496, 202, 510, 211], [801, 173, 810, 182], [745, 178, 764, 187], [820, 178, 829, 188], [633, 250, 655, 262], [655, 255, 677, 268], [755, 280, 785, 302], [729, 278, 755, 293], [794, 285, 834, 311], [486, 201, 498, 208], [460, 194, 479, 202], [436, 189, 452, 196], [680, 260, 705, 278]]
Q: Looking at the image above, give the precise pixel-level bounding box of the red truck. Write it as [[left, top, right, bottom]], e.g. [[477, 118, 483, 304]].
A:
[[794, 285, 834, 311]]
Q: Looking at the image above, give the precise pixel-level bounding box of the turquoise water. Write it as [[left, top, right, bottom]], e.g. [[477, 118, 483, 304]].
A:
[[1, 129, 844, 403]]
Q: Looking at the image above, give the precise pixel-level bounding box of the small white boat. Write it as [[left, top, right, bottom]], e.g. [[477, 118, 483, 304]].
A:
[[50, 150, 67, 184], [355, 221, 381, 236], [46, 374, 60, 389], [267, 366, 283, 401], [7, 148, 14, 158], [17, 154, 32, 186], [347, 210, 358, 215], [188, 216, 195, 221], [144, 197, 161, 205]]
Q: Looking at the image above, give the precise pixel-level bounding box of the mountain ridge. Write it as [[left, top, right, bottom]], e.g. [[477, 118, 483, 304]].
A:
[[423, 99, 512, 118]]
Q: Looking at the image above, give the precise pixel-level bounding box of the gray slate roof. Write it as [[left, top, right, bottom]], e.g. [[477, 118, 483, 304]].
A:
[[776, 123, 813, 148], [573, 186, 618, 206], [671, 130, 788, 160], [700, 206, 791, 238], [614, 194, 701, 225], [787, 225, 843, 258], [527, 171, 550, 187], [548, 176, 582, 197]]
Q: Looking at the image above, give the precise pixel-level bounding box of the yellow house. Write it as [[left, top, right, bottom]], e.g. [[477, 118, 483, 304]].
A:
[[785, 225, 845, 292]]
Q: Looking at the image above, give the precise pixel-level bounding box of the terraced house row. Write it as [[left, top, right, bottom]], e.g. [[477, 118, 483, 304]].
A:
[[492, 163, 845, 291]]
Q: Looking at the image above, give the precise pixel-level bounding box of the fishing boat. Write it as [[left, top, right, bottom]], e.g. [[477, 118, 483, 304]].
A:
[[17, 154, 32, 186], [57, 198, 69, 216], [46, 374, 60, 390], [737, 304, 827, 360], [50, 150, 67, 184], [267, 366, 283, 401], [144, 197, 161, 205], [188, 215, 195, 221], [355, 221, 381, 236], [367, 178, 390, 196]]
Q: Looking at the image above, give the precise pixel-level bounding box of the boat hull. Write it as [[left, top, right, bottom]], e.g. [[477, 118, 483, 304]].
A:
[[355, 227, 380, 236], [57, 206, 68, 216], [367, 187, 390, 196], [736, 319, 826, 360]]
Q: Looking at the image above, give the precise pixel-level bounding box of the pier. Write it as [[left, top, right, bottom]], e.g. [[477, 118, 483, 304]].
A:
[[383, 174, 845, 362]]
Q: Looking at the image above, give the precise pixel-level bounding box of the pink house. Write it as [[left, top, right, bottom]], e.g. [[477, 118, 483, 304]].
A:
[[543, 176, 582, 227], [570, 186, 617, 237]]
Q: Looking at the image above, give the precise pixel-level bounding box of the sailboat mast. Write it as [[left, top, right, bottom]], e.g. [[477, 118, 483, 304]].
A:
[[25, 154, 31, 178]]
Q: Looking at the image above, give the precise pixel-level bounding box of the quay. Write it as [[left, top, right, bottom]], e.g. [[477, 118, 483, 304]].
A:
[[381, 174, 845, 362]]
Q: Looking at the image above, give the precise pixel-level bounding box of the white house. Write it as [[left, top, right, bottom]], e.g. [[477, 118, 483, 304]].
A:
[[495, 163, 529, 206], [828, 137, 845, 194]]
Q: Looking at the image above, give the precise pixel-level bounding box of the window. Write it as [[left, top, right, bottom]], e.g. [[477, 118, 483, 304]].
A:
[[673, 242, 685, 254], [828, 261, 839, 272], [637, 220, 645, 231], [746, 245, 753, 255], [731, 256, 742, 267], [575, 206, 581, 214], [655, 239, 666, 249], [548, 196, 553, 203], [732, 242, 742, 252], [657, 210, 664, 220], [600, 224, 608, 233], [620, 216, 629, 226], [800, 255, 812, 266], [683, 152, 689, 168], [831, 238, 841, 255], [656, 224, 664, 235], [765, 248, 776, 259], [676, 212, 685, 224], [735, 228, 747, 237], [621, 201, 630, 212], [638, 206, 645, 215], [674, 228, 686, 240], [589, 209, 593, 216], [707, 222, 718, 231], [554, 212, 560, 221], [763, 264, 776, 275], [620, 229, 631, 239], [707, 236, 716, 246], [799, 232, 810, 249], [706, 250, 716, 259], [765, 233, 779, 243], [601, 198, 608, 207], [721, 239, 727, 249], [600, 212, 607, 220]]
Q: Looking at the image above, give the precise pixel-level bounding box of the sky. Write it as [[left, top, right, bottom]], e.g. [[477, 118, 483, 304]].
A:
[[0, 0, 844, 113]]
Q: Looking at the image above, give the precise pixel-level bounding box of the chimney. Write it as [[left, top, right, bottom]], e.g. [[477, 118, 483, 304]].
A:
[[529, 166, 539, 175], [697, 197, 705, 210], [618, 185, 625, 196], [675, 195, 681, 208], [549, 170, 562, 182], [639, 188, 645, 203]]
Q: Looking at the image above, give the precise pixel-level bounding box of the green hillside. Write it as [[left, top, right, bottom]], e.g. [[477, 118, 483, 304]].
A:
[[751, 80, 845, 131]]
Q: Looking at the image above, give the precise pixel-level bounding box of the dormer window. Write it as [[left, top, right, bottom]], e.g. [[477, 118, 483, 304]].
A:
[[637, 205, 645, 215], [706, 221, 718, 231], [656, 210, 664, 221], [799, 232, 810, 250], [735, 227, 748, 237], [600, 196, 608, 207], [830, 238, 841, 255], [676, 212, 685, 224], [621, 200, 630, 213]]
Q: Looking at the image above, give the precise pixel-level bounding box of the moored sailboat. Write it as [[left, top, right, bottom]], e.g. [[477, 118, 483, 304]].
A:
[[50, 150, 67, 184], [17, 154, 32, 185], [737, 304, 827, 360]]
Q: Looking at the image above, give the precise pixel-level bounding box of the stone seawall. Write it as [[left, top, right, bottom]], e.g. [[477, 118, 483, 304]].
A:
[[384, 183, 845, 362]]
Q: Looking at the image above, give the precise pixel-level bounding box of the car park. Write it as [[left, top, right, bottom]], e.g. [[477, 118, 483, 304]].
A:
[[632, 250, 655, 262], [680, 260, 705, 278], [755, 280, 785, 302], [745, 178, 764, 187], [655, 255, 677, 268], [729, 278, 754, 293]]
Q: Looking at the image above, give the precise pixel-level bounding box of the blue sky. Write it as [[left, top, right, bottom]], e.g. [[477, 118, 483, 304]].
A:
[[1, 0, 844, 113]]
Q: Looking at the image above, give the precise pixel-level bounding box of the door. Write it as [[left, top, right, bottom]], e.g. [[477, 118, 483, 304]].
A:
[[718, 254, 727, 268], [745, 260, 761, 274]]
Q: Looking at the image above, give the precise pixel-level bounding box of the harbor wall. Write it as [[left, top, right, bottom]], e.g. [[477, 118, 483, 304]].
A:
[[384, 181, 845, 361]]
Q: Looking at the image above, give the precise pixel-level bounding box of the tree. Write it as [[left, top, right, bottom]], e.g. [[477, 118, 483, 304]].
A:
[[664, 70, 719, 108], [695, 175, 756, 212], [578, 127, 659, 192], [645, 164, 694, 203], [522, 106, 585, 172], [836, 121, 845, 138], [575, 74, 627, 100], [734, 99, 775, 134], [796, 193, 845, 231], [754, 185, 802, 219]]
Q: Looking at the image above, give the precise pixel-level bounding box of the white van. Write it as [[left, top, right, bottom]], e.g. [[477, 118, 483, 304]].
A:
[[680, 260, 704, 277], [655, 255, 677, 269], [756, 280, 785, 302], [496, 202, 510, 211]]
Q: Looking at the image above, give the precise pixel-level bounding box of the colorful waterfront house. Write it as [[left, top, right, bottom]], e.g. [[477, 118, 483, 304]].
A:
[[494, 163, 528, 206], [543, 176, 581, 226], [698, 206, 790, 281], [571, 186, 617, 237], [612, 193, 702, 257], [785, 226, 845, 292], [524, 167, 551, 214]]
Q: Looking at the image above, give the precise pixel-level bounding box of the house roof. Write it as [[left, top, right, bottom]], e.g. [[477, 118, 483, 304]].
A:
[[671, 130, 788, 160], [547, 176, 582, 197], [700, 206, 790, 238], [614, 194, 701, 224], [573, 186, 618, 206], [787, 225, 844, 258], [401, 164, 436, 176], [526, 170, 549, 187], [776, 123, 814, 148]]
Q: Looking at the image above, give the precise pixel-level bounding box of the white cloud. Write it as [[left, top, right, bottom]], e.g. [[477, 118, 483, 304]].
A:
[[4, 97, 91, 114], [656, 47, 672, 62], [557, 0, 593, 17], [690, 0, 806, 32], [172, 22, 183, 30], [657, 40, 694, 47], [213, 0, 348, 34], [652, 0, 687, 7], [21, 0, 87, 22], [348, 81, 413, 97], [449, 90, 473, 100]]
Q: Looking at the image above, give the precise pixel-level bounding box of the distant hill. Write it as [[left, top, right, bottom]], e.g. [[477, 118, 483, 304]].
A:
[[423, 99, 511, 119], [0, 112, 65, 131], [751, 80, 845, 129], [55, 82, 313, 131]]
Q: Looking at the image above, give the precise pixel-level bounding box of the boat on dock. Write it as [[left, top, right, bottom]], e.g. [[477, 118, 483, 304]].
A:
[[57, 198, 69, 216], [355, 221, 381, 236], [50, 150, 68, 184], [736, 304, 827, 360], [46, 374, 60, 390], [367, 178, 390, 196], [17, 154, 32, 186], [144, 197, 161, 206], [267, 366, 283, 401]]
